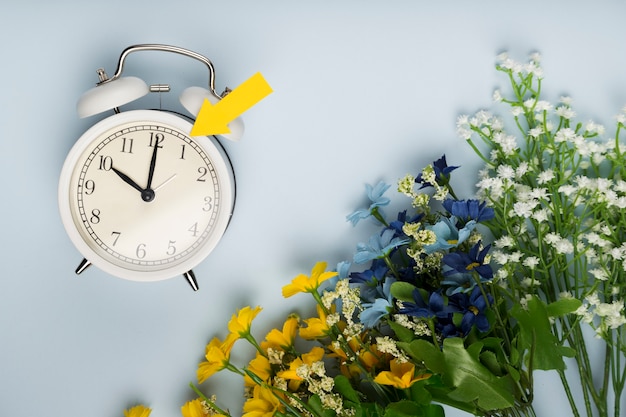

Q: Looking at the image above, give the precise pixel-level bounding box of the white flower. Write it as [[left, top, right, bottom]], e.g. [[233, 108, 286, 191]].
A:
[[521, 277, 540, 287], [532, 208, 549, 223], [535, 101, 553, 112], [537, 169, 555, 184], [556, 106, 576, 119], [523, 256, 540, 269], [513, 200, 538, 218], [529, 127, 544, 138], [494, 235, 516, 248], [585, 292, 600, 306], [515, 161, 531, 178], [511, 106, 524, 117], [525, 61, 544, 78], [555, 128, 576, 143], [554, 239, 574, 255], [585, 120, 605, 135], [605, 314, 626, 330], [589, 268, 609, 281], [497, 164, 516, 180], [530, 187, 550, 200]]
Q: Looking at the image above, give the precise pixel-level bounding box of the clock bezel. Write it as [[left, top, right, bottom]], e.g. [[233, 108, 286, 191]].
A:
[[58, 109, 235, 282]]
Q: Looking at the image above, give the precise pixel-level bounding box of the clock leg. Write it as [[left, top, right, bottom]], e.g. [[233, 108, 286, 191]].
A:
[[183, 270, 199, 291], [75, 258, 92, 275]]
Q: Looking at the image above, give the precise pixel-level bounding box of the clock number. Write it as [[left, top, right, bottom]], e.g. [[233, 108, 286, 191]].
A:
[[120, 137, 134, 153], [136, 243, 147, 259], [180, 144, 186, 160], [197, 167, 208, 182], [149, 132, 165, 148], [188, 222, 199, 237], [111, 231, 121, 246], [84, 180, 95, 195], [203, 196, 213, 212], [167, 240, 177, 256], [90, 209, 101, 224], [98, 156, 113, 171]]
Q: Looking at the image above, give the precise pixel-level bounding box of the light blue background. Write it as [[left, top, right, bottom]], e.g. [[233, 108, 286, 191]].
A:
[[1, 1, 625, 416]]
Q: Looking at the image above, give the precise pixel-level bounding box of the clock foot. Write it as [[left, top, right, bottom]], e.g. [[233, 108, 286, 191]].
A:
[[183, 270, 199, 291], [75, 258, 92, 275]]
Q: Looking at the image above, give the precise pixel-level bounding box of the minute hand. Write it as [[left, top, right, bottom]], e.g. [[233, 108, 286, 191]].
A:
[[146, 142, 160, 191]]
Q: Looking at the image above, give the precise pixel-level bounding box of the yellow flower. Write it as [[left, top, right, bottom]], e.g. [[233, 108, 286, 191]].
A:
[[299, 304, 334, 340], [277, 346, 325, 390], [373, 358, 431, 389], [124, 405, 151, 417], [262, 315, 299, 350], [282, 261, 338, 298], [244, 352, 272, 386], [243, 385, 283, 417], [228, 306, 262, 338], [181, 399, 208, 417], [181, 398, 228, 417], [197, 336, 236, 383]]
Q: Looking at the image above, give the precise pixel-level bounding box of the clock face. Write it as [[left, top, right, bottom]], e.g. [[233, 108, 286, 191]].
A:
[[59, 110, 235, 281]]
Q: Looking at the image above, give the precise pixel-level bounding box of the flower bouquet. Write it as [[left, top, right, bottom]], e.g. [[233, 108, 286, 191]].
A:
[[122, 52, 626, 417]]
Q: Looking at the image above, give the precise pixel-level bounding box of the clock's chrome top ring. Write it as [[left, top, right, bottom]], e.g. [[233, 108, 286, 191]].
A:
[[98, 44, 223, 101]]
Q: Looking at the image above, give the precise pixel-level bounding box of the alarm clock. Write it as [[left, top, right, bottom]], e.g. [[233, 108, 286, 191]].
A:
[[58, 44, 243, 291]]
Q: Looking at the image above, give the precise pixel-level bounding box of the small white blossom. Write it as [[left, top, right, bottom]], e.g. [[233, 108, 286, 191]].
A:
[[494, 235, 516, 248], [523, 256, 540, 269], [556, 106, 577, 119], [589, 268, 609, 281]]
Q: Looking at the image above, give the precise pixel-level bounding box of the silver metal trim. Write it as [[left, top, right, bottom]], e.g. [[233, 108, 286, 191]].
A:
[[99, 44, 223, 101]]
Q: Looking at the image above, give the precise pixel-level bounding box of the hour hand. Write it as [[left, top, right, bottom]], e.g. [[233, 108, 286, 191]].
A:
[[112, 166, 143, 193]]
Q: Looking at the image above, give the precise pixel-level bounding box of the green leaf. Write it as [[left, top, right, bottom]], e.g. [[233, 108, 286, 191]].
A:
[[511, 296, 574, 371], [409, 379, 433, 405], [383, 400, 423, 417], [334, 375, 360, 403], [308, 395, 335, 417], [389, 320, 416, 343], [390, 281, 417, 302], [361, 402, 384, 417], [398, 339, 445, 374], [546, 297, 582, 317], [439, 338, 516, 411], [423, 404, 445, 417], [480, 350, 504, 376], [401, 338, 515, 411]]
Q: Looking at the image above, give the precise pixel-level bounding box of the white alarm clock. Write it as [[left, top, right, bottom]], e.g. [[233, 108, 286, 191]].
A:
[[58, 44, 243, 291]]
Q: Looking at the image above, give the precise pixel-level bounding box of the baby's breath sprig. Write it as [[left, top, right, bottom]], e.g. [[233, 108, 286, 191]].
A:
[[461, 52, 626, 417]]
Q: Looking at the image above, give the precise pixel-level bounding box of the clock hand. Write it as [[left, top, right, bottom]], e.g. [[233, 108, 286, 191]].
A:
[[153, 174, 177, 192], [146, 142, 160, 191], [112, 166, 144, 193]]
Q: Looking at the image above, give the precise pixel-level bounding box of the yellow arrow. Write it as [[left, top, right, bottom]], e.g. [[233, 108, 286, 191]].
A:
[[190, 72, 272, 136]]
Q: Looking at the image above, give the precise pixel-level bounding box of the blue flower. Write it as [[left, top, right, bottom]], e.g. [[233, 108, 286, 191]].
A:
[[423, 216, 476, 254], [399, 289, 451, 320], [347, 181, 391, 226], [442, 199, 494, 223], [442, 242, 493, 280], [449, 287, 493, 334], [388, 210, 423, 237], [353, 229, 410, 264], [325, 261, 352, 290], [416, 155, 459, 188], [360, 277, 396, 328], [349, 259, 389, 302]]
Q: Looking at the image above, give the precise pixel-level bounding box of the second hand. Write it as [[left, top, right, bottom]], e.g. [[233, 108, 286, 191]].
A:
[[153, 174, 177, 192]]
